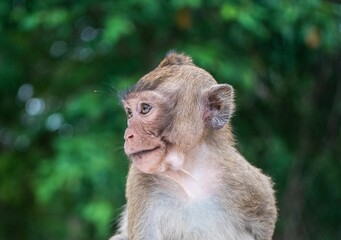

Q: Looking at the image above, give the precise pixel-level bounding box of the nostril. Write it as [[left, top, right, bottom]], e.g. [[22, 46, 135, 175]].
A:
[[124, 133, 134, 140], [124, 129, 134, 140]]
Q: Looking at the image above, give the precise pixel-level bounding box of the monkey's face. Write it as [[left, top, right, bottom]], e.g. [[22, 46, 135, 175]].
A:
[[120, 53, 235, 174], [122, 91, 170, 174]]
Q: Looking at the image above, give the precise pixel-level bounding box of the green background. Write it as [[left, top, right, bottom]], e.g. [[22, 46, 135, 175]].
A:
[[0, 0, 340, 239]]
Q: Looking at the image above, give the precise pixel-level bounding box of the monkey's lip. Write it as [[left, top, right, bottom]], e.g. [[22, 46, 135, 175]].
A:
[[129, 146, 161, 158]]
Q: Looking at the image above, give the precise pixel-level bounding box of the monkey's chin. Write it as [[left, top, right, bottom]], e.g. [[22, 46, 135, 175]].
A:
[[129, 147, 164, 174]]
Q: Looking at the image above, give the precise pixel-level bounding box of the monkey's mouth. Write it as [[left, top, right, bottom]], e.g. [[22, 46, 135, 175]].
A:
[[130, 146, 161, 158]]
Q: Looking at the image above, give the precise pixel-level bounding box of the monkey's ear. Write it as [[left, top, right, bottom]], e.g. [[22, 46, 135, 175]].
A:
[[203, 84, 235, 130]]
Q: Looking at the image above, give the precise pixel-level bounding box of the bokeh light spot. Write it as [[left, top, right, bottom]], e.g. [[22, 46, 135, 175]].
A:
[[80, 26, 98, 42], [17, 84, 34, 102], [46, 113, 64, 131], [50, 41, 68, 58], [26, 98, 45, 116], [79, 47, 94, 62]]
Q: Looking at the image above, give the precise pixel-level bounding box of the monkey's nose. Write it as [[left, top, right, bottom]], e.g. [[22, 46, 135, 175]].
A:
[[124, 129, 134, 140], [126, 134, 133, 139]]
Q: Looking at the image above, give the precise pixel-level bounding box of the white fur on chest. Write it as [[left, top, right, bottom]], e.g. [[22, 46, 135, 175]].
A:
[[141, 146, 254, 240], [147, 194, 253, 240]]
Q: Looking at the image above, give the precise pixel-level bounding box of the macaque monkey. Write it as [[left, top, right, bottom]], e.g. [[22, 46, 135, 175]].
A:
[[110, 52, 277, 240]]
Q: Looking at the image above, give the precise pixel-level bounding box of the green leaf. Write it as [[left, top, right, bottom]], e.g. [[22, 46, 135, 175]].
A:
[[103, 15, 134, 45], [220, 3, 239, 21]]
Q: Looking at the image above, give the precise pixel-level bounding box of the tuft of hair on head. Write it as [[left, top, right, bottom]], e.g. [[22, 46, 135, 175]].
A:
[[158, 50, 194, 68]]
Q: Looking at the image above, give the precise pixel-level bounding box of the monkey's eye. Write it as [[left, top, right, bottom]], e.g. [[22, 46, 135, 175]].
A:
[[126, 108, 133, 119], [140, 103, 152, 115]]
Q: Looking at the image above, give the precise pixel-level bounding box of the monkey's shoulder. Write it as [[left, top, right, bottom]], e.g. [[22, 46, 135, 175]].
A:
[[220, 156, 277, 226]]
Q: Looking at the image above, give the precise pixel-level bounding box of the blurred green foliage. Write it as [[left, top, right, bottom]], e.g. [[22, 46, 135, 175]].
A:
[[0, 0, 340, 239]]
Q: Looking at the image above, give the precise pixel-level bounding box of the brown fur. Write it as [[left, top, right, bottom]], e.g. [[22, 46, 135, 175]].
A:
[[111, 52, 277, 240]]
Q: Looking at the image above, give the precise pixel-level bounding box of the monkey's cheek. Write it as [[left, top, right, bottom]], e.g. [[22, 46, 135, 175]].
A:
[[130, 149, 164, 174]]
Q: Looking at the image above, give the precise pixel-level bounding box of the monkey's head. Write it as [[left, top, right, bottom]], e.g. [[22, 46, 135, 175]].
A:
[[120, 52, 235, 174]]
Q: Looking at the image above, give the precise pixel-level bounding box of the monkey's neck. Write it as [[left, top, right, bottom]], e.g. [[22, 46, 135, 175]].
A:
[[206, 125, 236, 148], [160, 144, 223, 200]]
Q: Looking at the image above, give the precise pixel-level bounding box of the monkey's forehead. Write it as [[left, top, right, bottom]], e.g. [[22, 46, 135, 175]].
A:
[[119, 87, 166, 103], [119, 63, 217, 101], [119, 70, 173, 101], [119, 83, 160, 101]]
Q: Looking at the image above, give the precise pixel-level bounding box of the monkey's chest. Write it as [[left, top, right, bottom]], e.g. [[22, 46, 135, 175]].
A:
[[140, 195, 252, 240]]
